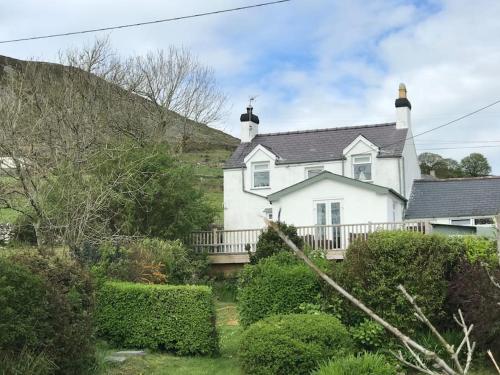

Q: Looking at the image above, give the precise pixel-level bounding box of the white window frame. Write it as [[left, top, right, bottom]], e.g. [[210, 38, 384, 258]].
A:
[[305, 165, 324, 179], [352, 153, 373, 182], [450, 218, 472, 226], [263, 208, 273, 220], [252, 161, 270, 189]]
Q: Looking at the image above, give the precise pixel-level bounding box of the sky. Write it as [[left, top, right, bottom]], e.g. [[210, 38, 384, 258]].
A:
[[1, 0, 500, 173]]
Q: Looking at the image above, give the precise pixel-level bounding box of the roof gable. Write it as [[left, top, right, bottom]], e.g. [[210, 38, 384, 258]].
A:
[[267, 171, 406, 202], [224, 122, 408, 169], [343, 135, 379, 155], [406, 177, 500, 219], [243, 144, 277, 164]]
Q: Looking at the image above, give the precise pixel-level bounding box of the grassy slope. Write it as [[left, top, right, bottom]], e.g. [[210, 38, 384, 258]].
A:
[[101, 302, 242, 375]]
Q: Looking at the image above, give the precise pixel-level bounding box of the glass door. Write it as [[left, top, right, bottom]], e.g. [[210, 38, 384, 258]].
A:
[[315, 201, 342, 249]]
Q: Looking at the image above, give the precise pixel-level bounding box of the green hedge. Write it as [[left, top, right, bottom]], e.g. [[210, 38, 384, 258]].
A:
[[238, 253, 321, 327], [313, 353, 397, 375], [239, 314, 354, 375], [96, 282, 218, 355]]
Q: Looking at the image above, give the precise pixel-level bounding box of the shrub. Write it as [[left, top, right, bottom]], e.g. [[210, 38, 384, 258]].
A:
[[11, 253, 96, 374], [313, 353, 397, 375], [90, 238, 210, 285], [0, 254, 96, 375], [461, 236, 498, 266], [446, 260, 500, 356], [238, 253, 321, 327], [239, 314, 354, 375], [0, 348, 57, 375], [96, 281, 218, 355], [335, 231, 461, 333], [350, 319, 387, 352], [250, 222, 304, 263]]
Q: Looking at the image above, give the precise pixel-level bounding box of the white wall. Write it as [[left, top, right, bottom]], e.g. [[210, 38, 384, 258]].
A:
[[401, 129, 421, 198], [271, 178, 397, 226]]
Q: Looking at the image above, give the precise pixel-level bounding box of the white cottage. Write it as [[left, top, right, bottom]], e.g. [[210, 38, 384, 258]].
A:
[[223, 84, 421, 230]]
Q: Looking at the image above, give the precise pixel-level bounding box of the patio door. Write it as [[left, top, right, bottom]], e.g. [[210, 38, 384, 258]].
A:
[[315, 201, 342, 249]]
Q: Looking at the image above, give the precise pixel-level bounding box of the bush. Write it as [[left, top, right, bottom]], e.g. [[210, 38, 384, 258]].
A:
[[334, 231, 461, 333], [238, 253, 321, 327], [0, 254, 96, 374], [250, 222, 304, 264], [239, 314, 354, 375], [461, 236, 498, 266], [350, 319, 387, 352], [11, 253, 96, 374], [313, 353, 397, 375], [446, 260, 500, 356], [96, 281, 218, 355], [90, 238, 210, 285], [0, 348, 57, 375]]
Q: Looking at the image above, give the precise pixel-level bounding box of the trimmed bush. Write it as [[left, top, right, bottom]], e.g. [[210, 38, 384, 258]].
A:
[[250, 222, 304, 264], [238, 253, 321, 327], [239, 314, 354, 375], [313, 353, 397, 375], [334, 231, 461, 332], [1, 254, 96, 375], [96, 281, 218, 355]]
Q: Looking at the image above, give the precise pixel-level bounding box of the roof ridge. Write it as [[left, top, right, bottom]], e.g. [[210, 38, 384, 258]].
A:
[[256, 122, 397, 137], [415, 175, 500, 182]]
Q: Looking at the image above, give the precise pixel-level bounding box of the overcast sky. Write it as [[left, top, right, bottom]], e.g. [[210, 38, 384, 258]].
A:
[[1, 0, 500, 173]]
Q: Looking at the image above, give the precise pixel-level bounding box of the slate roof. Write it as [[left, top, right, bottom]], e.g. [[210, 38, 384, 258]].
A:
[[224, 122, 408, 169], [405, 177, 500, 219], [267, 171, 406, 202]]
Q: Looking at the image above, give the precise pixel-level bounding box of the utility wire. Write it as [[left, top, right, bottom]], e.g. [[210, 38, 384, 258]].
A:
[[380, 98, 500, 151], [0, 0, 291, 44], [417, 145, 500, 151]]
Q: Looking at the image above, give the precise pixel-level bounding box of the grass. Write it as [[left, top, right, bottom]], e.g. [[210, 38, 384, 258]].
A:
[[100, 302, 242, 375]]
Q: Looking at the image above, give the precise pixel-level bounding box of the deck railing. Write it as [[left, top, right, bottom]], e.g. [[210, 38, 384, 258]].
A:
[[189, 221, 430, 254]]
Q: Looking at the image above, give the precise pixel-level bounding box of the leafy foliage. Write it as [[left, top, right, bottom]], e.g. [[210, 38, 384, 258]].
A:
[[0, 254, 96, 374], [460, 152, 491, 177], [239, 314, 353, 375], [461, 235, 498, 266], [250, 222, 304, 264], [96, 281, 219, 355], [0, 348, 57, 375], [334, 231, 462, 333], [89, 238, 210, 285], [313, 353, 397, 375], [238, 253, 321, 327], [350, 319, 387, 352], [446, 260, 500, 356]]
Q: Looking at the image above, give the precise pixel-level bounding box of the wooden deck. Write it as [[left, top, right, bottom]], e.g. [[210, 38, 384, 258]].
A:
[[192, 221, 429, 264]]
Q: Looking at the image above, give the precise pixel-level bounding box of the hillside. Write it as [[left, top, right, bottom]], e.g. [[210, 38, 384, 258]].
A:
[[0, 55, 238, 225], [0, 55, 239, 151]]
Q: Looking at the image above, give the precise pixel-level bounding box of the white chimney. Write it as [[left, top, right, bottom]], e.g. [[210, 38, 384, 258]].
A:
[[395, 83, 411, 129], [240, 105, 259, 142]]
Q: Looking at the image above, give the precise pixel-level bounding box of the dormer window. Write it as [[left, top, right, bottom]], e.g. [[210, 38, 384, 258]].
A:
[[305, 166, 324, 179], [252, 161, 270, 188], [353, 154, 372, 181]]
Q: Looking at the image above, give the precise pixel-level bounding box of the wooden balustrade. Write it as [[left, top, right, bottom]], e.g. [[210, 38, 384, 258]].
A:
[[189, 221, 429, 254]]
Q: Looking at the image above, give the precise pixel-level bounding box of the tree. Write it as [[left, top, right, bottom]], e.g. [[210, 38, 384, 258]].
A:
[[460, 153, 491, 177], [418, 152, 462, 178]]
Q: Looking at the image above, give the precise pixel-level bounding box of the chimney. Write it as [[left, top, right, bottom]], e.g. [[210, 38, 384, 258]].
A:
[[240, 104, 259, 142], [395, 83, 411, 129]]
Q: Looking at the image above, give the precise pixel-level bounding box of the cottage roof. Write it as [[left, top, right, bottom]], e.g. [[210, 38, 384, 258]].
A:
[[224, 122, 408, 169], [405, 176, 500, 219]]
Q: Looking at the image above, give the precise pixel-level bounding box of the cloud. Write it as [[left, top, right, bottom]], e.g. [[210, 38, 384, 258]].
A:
[[0, 0, 499, 172]]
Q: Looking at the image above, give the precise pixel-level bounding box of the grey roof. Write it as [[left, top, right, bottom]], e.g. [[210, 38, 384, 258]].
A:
[[224, 122, 408, 169], [405, 177, 500, 219], [268, 171, 406, 202]]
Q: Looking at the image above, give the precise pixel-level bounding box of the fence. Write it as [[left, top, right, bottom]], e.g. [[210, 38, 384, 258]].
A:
[[190, 221, 430, 254]]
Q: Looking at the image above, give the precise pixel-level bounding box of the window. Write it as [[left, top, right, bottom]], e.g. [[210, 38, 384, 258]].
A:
[[263, 208, 273, 220], [474, 218, 494, 225], [252, 162, 270, 188], [305, 166, 324, 179], [353, 154, 372, 181], [451, 218, 472, 226]]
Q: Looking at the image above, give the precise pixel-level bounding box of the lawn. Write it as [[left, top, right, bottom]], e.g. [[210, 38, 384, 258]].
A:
[[100, 302, 242, 375]]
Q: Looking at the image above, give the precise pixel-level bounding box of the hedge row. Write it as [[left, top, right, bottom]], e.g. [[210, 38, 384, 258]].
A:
[[96, 282, 218, 355]]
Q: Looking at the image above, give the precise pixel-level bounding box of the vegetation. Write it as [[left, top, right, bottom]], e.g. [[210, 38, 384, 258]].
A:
[[250, 222, 304, 264], [418, 152, 492, 178], [239, 314, 353, 375], [96, 281, 219, 355], [313, 353, 398, 375], [0, 255, 96, 374], [238, 252, 321, 327]]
